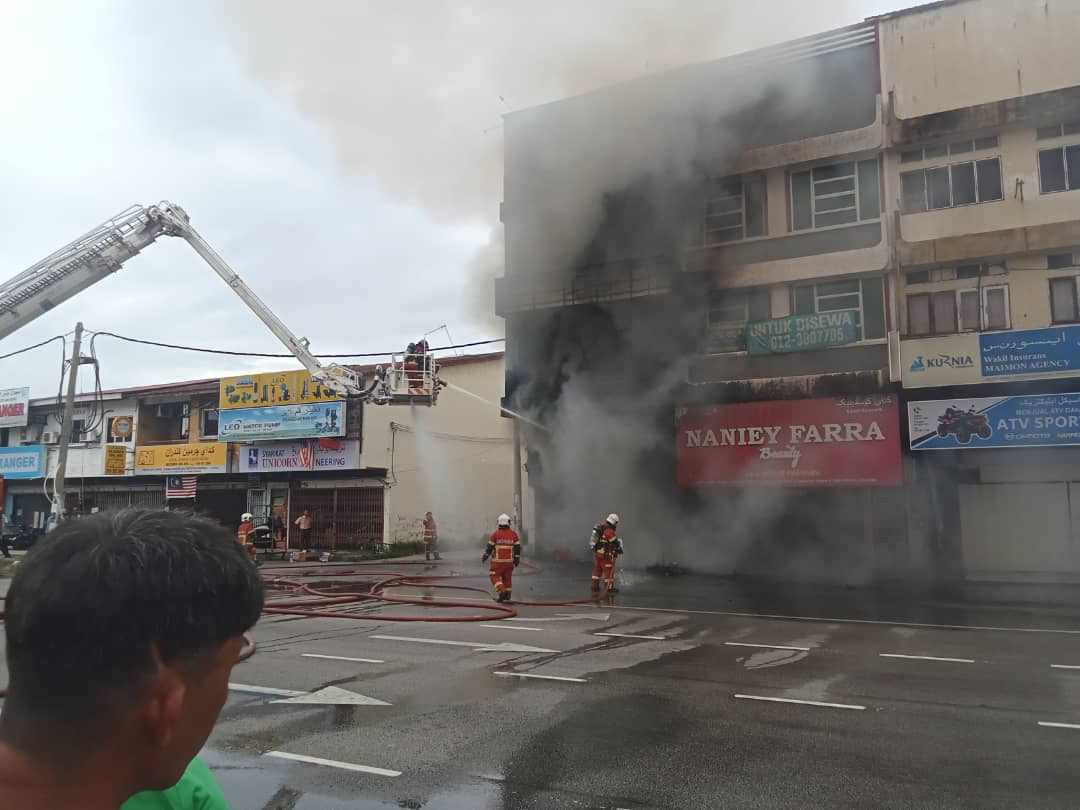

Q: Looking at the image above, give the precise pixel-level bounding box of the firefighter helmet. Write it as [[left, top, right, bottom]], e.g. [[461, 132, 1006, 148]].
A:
[[606, 513, 620, 526], [241, 512, 254, 522], [497, 513, 511, 527]]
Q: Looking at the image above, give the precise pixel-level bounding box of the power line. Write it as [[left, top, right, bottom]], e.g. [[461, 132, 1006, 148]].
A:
[[87, 331, 504, 359], [0, 334, 66, 361]]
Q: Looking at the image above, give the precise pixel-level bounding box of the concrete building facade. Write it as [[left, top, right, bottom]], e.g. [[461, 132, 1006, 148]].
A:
[[498, 0, 1080, 584]]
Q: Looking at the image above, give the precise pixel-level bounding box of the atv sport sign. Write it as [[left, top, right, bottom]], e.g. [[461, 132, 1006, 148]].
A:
[[909, 393, 1080, 450], [677, 396, 902, 487]]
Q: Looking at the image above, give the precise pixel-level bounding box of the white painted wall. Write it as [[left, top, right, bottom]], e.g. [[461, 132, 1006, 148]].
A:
[[362, 355, 515, 545], [880, 0, 1080, 120]]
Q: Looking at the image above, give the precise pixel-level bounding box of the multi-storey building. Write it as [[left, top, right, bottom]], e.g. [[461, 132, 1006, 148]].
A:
[[498, 0, 1080, 584]]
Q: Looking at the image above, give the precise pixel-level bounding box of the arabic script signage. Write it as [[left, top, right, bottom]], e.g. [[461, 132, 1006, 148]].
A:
[[747, 312, 858, 355], [980, 325, 1080, 378], [0, 445, 45, 479], [219, 370, 342, 410], [135, 442, 227, 475], [238, 439, 360, 472], [677, 396, 903, 487], [218, 401, 346, 442], [909, 393, 1080, 450]]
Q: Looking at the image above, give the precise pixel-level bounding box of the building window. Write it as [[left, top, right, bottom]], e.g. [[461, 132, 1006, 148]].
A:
[[900, 137, 999, 163], [901, 158, 1003, 212], [705, 288, 770, 352], [791, 277, 885, 341], [907, 285, 1009, 336], [1048, 253, 1075, 270], [703, 175, 765, 245], [791, 158, 880, 231], [1036, 122, 1080, 140], [200, 408, 219, 438], [1050, 277, 1080, 323], [70, 418, 88, 444], [105, 416, 132, 444], [906, 270, 931, 284], [1039, 143, 1080, 194]]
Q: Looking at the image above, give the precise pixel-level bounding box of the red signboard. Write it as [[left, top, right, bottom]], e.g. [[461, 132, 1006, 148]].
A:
[[677, 396, 903, 487]]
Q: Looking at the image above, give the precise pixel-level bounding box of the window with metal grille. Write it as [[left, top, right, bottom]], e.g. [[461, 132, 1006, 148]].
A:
[[791, 277, 885, 340], [703, 175, 765, 245], [791, 158, 880, 230], [705, 288, 771, 352]]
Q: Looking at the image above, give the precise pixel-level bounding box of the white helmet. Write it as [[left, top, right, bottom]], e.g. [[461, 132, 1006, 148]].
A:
[[606, 513, 620, 526], [497, 513, 511, 527], [241, 512, 253, 522]]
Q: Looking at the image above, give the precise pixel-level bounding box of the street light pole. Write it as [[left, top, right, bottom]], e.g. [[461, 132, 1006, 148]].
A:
[[52, 321, 83, 525]]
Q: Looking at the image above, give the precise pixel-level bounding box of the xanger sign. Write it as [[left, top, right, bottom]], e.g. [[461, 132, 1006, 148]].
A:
[[677, 396, 902, 487]]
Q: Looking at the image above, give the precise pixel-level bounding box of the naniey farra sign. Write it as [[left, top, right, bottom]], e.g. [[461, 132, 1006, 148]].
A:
[[677, 395, 902, 487]]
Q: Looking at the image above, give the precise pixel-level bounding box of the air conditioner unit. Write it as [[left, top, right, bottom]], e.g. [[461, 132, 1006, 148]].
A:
[[41, 431, 60, 444]]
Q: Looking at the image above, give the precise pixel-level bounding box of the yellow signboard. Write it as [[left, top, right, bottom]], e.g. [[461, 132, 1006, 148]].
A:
[[135, 442, 228, 475], [104, 445, 127, 476], [219, 370, 343, 410]]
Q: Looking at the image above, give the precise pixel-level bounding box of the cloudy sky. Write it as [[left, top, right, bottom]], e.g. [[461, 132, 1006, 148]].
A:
[[0, 0, 892, 399]]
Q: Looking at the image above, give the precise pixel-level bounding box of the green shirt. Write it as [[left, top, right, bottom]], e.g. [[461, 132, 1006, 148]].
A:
[[121, 757, 229, 810]]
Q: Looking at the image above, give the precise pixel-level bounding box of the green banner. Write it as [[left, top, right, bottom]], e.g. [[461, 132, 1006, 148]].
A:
[[746, 311, 858, 355]]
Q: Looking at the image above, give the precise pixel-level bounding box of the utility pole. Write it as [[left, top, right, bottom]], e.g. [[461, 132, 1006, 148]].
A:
[[52, 322, 83, 526]]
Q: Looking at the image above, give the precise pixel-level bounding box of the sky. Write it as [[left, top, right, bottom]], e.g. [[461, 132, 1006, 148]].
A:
[[0, 0, 895, 400]]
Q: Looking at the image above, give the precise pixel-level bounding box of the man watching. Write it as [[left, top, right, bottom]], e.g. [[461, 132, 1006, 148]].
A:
[[0, 508, 264, 810]]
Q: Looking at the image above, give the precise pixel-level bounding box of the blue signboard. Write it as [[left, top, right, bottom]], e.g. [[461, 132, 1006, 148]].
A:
[[0, 445, 46, 478], [909, 393, 1080, 450], [980, 325, 1080, 377], [218, 401, 346, 442]]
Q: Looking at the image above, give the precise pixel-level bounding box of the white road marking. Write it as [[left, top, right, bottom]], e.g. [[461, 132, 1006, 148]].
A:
[[595, 632, 668, 641], [1038, 721, 1080, 730], [494, 671, 587, 683], [265, 751, 401, 777], [478, 624, 545, 632], [620, 604, 1080, 635], [507, 613, 611, 622], [370, 634, 557, 654], [734, 694, 866, 711], [270, 686, 391, 706], [302, 653, 386, 664], [880, 653, 975, 664], [229, 683, 305, 698], [1051, 664, 1080, 670], [725, 641, 811, 652]]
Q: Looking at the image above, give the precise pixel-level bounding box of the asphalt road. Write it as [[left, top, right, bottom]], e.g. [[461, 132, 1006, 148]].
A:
[[5, 554, 1080, 808]]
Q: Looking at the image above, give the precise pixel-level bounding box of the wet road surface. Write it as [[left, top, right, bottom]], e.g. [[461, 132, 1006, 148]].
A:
[[5, 555, 1080, 808]]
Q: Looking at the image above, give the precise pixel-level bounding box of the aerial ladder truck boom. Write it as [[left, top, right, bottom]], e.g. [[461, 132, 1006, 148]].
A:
[[0, 202, 439, 404]]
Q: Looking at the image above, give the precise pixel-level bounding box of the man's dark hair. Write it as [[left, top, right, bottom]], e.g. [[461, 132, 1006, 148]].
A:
[[3, 508, 262, 725]]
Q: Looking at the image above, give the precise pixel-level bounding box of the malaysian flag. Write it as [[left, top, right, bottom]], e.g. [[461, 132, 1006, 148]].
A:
[[166, 475, 197, 499]]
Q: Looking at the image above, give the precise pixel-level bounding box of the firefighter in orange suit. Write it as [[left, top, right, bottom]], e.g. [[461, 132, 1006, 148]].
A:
[[482, 513, 521, 602], [590, 513, 623, 594], [237, 512, 257, 563], [423, 511, 440, 561]]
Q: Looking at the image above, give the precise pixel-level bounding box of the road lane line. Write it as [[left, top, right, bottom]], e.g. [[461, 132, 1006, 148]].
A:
[[880, 653, 975, 664], [229, 683, 305, 698], [734, 694, 866, 710], [494, 671, 587, 683], [301, 653, 386, 664], [1038, 721, 1080, 730], [725, 641, 811, 652], [618, 605, 1080, 635], [265, 751, 401, 777], [1051, 664, 1080, 670], [595, 632, 668, 640], [370, 634, 557, 654], [478, 624, 545, 632]]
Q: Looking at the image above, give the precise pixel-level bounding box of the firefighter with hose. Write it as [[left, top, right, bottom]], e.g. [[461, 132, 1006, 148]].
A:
[[590, 513, 623, 594], [482, 513, 521, 602], [423, 511, 440, 561]]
